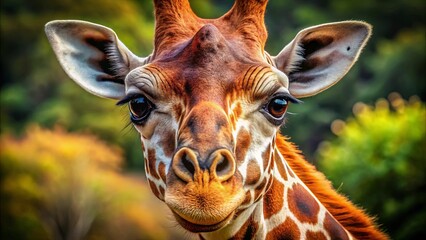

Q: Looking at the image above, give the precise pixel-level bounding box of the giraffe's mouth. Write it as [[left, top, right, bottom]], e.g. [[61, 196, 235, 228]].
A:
[[166, 192, 244, 233], [164, 180, 245, 233], [164, 164, 245, 232], [171, 210, 235, 232]]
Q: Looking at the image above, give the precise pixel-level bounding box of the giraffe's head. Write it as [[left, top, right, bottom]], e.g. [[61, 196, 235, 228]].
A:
[[45, 0, 371, 233]]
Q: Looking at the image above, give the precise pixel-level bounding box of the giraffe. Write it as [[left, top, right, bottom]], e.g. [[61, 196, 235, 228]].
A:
[[45, 0, 388, 239]]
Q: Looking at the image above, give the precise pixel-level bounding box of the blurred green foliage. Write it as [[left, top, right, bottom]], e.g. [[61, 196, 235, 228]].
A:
[[0, 126, 176, 240], [318, 95, 426, 239]]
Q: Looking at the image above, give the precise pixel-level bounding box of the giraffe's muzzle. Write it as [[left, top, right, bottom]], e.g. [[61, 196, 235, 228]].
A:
[[172, 147, 236, 184], [165, 148, 244, 233]]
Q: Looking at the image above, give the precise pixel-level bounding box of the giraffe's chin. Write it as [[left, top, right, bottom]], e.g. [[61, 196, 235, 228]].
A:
[[171, 210, 235, 233], [166, 192, 245, 233], [164, 181, 245, 233]]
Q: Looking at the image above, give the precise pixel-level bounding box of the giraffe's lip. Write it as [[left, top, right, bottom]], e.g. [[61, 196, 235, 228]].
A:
[[164, 175, 245, 232], [171, 210, 235, 232]]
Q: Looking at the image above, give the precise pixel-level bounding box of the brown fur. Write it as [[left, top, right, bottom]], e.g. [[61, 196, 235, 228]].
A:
[[287, 183, 320, 224], [263, 177, 285, 219], [246, 160, 261, 185], [153, 0, 268, 62], [276, 134, 389, 240], [153, 0, 202, 58], [230, 214, 259, 240], [265, 217, 300, 240], [306, 231, 327, 240]]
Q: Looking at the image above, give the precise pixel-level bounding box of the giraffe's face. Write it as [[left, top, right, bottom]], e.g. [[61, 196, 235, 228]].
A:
[[46, 0, 371, 233], [121, 24, 297, 232]]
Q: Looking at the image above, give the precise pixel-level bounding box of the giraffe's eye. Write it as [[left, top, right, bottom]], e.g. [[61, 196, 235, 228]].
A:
[[129, 95, 154, 123], [266, 97, 288, 118], [260, 93, 299, 125]]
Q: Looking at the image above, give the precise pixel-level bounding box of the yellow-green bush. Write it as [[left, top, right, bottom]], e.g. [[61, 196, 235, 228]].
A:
[[0, 126, 170, 240], [318, 94, 426, 240]]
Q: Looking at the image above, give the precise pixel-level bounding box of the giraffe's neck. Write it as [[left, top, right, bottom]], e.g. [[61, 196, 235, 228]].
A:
[[200, 147, 353, 240]]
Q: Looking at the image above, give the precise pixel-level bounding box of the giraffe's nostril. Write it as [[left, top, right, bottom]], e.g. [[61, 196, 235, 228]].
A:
[[172, 148, 200, 183], [182, 153, 196, 176], [210, 149, 236, 182], [216, 156, 229, 174], [172, 148, 235, 183]]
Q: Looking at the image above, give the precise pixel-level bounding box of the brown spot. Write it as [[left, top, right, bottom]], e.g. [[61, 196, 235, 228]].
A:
[[262, 145, 271, 170], [275, 153, 288, 181], [230, 116, 237, 130], [287, 184, 320, 224], [229, 103, 243, 129], [158, 162, 167, 182], [254, 178, 267, 202], [230, 103, 243, 129], [266, 217, 300, 240], [159, 131, 176, 158], [265, 176, 273, 192], [286, 164, 295, 178], [263, 177, 284, 219], [148, 179, 161, 200], [233, 103, 243, 119], [245, 159, 261, 185], [148, 149, 160, 180], [173, 104, 183, 120], [159, 185, 165, 198], [230, 214, 259, 240], [306, 231, 327, 240], [269, 154, 274, 170], [235, 129, 251, 165], [241, 191, 251, 205], [144, 157, 150, 175], [324, 212, 350, 240], [241, 190, 252, 205]]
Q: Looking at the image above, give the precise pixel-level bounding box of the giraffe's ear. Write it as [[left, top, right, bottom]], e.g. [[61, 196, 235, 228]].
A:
[[272, 21, 372, 98], [45, 20, 147, 99]]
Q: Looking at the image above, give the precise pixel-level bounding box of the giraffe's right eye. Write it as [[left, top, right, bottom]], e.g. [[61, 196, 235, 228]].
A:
[[129, 95, 154, 123]]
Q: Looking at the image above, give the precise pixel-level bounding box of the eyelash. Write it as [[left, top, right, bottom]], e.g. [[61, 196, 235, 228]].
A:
[[116, 94, 141, 106], [117, 94, 155, 125], [261, 93, 301, 125]]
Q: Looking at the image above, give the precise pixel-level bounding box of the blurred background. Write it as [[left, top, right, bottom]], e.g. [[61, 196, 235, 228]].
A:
[[1, 0, 424, 239]]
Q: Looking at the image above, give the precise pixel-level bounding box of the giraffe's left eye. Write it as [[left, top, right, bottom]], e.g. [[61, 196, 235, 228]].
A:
[[129, 95, 154, 123], [266, 97, 289, 118], [260, 93, 301, 125]]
